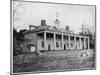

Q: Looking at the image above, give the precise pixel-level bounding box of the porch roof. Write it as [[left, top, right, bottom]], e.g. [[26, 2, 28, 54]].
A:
[[23, 24, 88, 38]]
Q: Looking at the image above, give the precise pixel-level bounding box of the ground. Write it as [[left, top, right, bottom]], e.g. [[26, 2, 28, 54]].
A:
[[13, 49, 95, 73]]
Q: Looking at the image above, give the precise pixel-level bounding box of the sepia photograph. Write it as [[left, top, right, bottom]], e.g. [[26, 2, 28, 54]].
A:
[[11, 0, 96, 74]]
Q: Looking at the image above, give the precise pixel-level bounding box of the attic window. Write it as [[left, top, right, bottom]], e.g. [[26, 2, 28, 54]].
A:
[[64, 35, 68, 40], [56, 34, 61, 39], [46, 33, 53, 38]]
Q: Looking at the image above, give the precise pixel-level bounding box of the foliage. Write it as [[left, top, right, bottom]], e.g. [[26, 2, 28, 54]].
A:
[[79, 24, 95, 49], [13, 28, 27, 56]]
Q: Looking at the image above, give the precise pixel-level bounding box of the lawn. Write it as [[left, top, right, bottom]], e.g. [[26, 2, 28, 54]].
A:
[[13, 49, 95, 73]]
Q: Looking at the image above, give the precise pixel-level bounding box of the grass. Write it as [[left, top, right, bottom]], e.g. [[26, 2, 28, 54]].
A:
[[13, 50, 95, 73]]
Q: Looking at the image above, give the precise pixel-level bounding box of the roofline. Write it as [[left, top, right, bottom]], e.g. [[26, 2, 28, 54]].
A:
[[29, 25, 37, 27], [24, 29, 89, 38]]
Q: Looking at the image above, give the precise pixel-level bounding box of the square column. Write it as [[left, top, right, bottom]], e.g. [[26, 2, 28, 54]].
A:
[[84, 38, 86, 50], [88, 37, 90, 49], [68, 35, 70, 50], [44, 31, 46, 50], [74, 36, 76, 49], [79, 37, 81, 49], [54, 32, 56, 50], [62, 33, 64, 50]]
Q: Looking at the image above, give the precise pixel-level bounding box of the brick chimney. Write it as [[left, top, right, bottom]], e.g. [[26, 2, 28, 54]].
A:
[[65, 26, 69, 31], [41, 20, 46, 26]]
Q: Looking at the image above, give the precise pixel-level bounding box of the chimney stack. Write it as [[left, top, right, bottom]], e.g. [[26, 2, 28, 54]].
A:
[[65, 26, 69, 31], [41, 20, 46, 26]]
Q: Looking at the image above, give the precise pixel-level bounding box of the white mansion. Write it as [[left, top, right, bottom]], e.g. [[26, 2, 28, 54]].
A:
[[23, 19, 90, 52]]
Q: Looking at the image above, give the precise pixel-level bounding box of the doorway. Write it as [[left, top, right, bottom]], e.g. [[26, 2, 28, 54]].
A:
[[64, 44, 66, 50], [48, 44, 50, 51]]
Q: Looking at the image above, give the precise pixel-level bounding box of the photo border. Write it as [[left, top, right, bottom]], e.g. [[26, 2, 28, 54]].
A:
[[10, 0, 96, 74]]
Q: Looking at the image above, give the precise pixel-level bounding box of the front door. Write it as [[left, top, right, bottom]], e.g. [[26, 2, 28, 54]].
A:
[[64, 44, 66, 50], [48, 45, 50, 51]]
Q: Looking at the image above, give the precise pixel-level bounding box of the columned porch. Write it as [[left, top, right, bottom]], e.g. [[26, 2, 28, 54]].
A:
[[36, 31, 90, 51]]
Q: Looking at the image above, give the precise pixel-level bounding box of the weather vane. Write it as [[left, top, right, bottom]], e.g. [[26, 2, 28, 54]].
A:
[[54, 9, 60, 28]]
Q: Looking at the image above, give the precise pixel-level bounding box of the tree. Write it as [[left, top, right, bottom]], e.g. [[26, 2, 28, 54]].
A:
[[13, 28, 21, 56], [13, 28, 27, 56], [79, 24, 96, 67], [79, 24, 95, 49]]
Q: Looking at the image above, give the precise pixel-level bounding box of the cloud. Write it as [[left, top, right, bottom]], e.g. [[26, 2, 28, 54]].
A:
[[13, 1, 95, 33]]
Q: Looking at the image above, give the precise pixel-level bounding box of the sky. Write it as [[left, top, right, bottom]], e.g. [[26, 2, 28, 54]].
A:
[[13, 1, 95, 33]]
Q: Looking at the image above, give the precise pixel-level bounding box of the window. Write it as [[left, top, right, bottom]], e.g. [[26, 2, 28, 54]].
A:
[[67, 43, 69, 48], [71, 43, 73, 47], [41, 41, 44, 48], [56, 42, 59, 47]]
